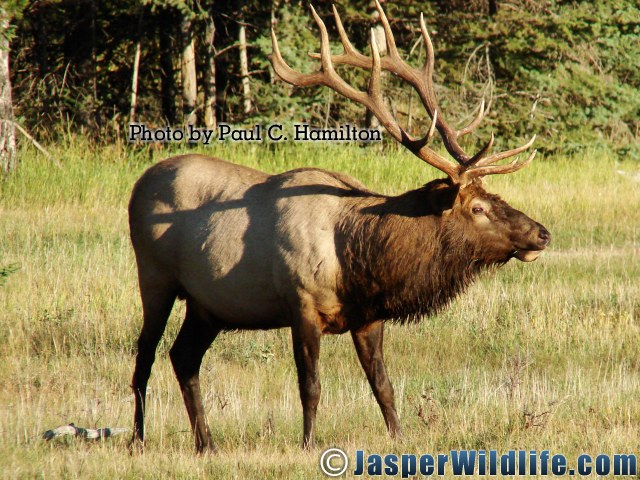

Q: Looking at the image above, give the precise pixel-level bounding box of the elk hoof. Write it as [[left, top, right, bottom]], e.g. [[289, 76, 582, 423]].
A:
[[195, 441, 216, 455]]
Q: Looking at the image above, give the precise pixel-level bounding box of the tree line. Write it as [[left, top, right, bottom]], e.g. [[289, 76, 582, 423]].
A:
[[1, 0, 639, 173]]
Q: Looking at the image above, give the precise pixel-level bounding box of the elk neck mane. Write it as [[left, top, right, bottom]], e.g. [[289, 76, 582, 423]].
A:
[[336, 182, 497, 324]]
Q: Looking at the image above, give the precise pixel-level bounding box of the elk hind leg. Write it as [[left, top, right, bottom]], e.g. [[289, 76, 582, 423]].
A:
[[131, 274, 177, 449], [169, 299, 219, 453]]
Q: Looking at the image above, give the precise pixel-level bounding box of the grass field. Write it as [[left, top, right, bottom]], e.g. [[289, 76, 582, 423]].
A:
[[1, 138, 639, 478]]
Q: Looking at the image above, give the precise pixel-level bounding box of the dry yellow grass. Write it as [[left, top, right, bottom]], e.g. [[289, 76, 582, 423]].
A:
[[1, 141, 638, 478]]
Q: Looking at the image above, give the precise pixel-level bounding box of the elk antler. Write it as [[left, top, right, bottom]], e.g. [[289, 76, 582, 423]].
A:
[[269, 1, 537, 186]]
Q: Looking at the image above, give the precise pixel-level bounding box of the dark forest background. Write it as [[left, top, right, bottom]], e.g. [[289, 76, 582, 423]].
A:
[[1, 0, 639, 173]]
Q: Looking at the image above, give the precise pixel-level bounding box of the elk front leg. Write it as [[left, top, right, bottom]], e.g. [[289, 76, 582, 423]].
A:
[[291, 317, 322, 449], [169, 301, 219, 453], [351, 321, 401, 437]]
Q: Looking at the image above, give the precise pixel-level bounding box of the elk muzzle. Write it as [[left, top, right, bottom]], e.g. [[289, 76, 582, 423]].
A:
[[514, 224, 551, 262]]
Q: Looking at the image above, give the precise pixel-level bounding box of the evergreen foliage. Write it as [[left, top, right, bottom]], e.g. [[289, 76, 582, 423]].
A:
[[6, 0, 640, 157]]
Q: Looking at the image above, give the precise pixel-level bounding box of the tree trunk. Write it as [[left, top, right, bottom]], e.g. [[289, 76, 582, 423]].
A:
[[204, 18, 217, 130], [159, 9, 176, 124], [33, 7, 51, 119], [63, 0, 96, 128], [180, 13, 197, 126], [489, 0, 498, 16], [90, 0, 98, 129], [239, 23, 252, 115], [129, 8, 144, 124], [0, 13, 17, 175]]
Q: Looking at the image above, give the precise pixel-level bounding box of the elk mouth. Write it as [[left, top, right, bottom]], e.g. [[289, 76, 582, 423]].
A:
[[513, 225, 550, 262], [513, 249, 544, 262]]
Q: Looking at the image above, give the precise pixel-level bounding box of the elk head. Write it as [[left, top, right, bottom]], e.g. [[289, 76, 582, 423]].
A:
[[269, 1, 550, 264], [444, 180, 551, 264]]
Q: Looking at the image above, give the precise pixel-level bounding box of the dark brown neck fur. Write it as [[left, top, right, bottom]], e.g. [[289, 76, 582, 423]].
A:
[[336, 185, 495, 323]]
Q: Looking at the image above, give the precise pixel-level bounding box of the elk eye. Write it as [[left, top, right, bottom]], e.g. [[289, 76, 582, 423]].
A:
[[472, 206, 484, 215]]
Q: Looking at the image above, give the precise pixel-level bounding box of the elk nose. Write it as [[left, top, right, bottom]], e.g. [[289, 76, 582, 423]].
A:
[[538, 227, 551, 246]]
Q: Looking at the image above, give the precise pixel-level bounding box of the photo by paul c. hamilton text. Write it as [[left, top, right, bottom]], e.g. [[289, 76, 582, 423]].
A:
[[128, 122, 382, 144]]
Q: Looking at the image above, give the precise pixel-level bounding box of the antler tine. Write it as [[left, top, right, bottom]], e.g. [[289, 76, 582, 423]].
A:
[[308, 6, 369, 68], [413, 114, 460, 179], [403, 109, 461, 181], [426, 109, 438, 142], [465, 149, 537, 181], [410, 109, 438, 152], [419, 13, 435, 78], [363, 27, 409, 141], [457, 98, 486, 137], [373, 0, 399, 60], [424, 110, 438, 145], [332, 5, 365, 61], [309, 5, 334, 73], [368, 29, 384, 104], [473, 134, 536, 167], [467, 131, 494, 166], [270, 6, 370, 105], [270, 29, 323, 87]]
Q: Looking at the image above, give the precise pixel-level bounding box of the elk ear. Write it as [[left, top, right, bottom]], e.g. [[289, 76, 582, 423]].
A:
[[428, 182, 460, 214]]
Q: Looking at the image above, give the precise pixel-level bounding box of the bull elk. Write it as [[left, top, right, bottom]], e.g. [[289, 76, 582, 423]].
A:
[[128, 1, 550, 452]]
